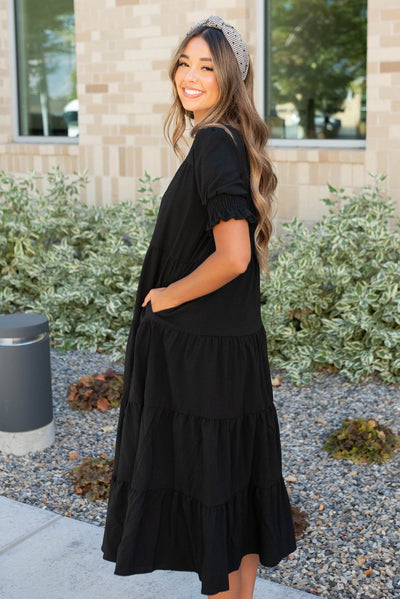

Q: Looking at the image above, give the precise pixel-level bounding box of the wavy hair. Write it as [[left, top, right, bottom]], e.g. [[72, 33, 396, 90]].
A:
[[164, 25, 277, 273]]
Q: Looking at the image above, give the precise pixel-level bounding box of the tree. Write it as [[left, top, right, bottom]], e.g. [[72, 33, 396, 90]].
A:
[[267, 0, 367, 138]]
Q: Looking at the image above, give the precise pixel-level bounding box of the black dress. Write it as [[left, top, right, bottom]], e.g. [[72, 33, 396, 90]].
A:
[[101, 124, 297, 596]]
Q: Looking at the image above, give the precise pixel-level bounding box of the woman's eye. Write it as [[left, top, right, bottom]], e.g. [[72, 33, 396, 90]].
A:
[[176, 61, 213, 71]]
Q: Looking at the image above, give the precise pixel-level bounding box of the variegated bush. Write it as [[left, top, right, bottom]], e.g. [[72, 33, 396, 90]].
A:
[[0, 167, 159, 362], [1, 169, 399, 384], [261, 175, 400, 384]]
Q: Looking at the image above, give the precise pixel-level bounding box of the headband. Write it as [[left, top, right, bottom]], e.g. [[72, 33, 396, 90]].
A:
[[186, 15, 250, 80]]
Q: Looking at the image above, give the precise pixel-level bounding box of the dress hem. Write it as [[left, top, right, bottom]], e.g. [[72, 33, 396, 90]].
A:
[[102, 546, 297, 596]]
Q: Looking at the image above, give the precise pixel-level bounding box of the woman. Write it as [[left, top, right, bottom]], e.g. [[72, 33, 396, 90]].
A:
[[102, 16, 297, 599]]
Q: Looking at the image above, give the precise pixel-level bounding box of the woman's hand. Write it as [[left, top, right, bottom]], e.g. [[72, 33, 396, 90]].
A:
[[142, 219, 251, 311], [142, 287, 178, 313]]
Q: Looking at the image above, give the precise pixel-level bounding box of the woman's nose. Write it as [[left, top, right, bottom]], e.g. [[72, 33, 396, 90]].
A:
[[185, 67, 199, 82]]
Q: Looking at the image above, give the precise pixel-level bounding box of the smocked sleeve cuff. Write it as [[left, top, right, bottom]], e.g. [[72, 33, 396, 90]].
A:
[[206, 194, 258, 231]]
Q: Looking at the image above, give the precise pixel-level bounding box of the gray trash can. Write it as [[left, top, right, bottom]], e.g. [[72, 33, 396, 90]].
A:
[[0, 313, 55, 455]]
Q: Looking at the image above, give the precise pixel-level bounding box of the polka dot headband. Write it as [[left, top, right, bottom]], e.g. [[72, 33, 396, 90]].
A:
[[186, 15, 250, 80]]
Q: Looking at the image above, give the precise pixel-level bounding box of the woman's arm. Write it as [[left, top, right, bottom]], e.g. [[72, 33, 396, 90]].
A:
[[142, 218, 251, 311]]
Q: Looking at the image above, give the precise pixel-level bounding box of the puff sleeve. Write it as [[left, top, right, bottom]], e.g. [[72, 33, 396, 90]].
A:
[[193, 126, 258, 231]]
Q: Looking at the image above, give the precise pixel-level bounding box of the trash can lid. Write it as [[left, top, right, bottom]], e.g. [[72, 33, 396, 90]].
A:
[[0, 313, 49, 338]]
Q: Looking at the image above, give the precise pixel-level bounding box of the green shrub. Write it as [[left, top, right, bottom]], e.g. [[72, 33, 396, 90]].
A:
[[0, 167, 160, 362], [2, 168, 399, 384], [68, 368, 123, 412], [323, 418, 400, 464], [261, 175, 400, 384], [72, 455, 114, 501]]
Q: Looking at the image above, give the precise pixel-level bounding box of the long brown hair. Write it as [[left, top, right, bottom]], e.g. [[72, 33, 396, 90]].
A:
[[164, 26, 277, 273]]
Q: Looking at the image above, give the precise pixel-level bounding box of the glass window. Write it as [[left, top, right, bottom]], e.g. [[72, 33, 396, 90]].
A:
[[14, 0, 78, 138], [265, 0, 367, 141]]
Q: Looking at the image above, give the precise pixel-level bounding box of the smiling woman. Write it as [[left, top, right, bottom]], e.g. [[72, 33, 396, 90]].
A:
[[174, 37, 220, 124], [102, 15, 296, 599]]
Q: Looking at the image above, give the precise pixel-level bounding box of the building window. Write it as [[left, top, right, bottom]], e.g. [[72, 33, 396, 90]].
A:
[[14, 0, 78, 138], [265, 0, 367, 141]]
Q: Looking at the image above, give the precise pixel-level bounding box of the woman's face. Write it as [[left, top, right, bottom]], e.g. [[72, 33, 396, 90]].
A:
[[174, 36, 220, 124]]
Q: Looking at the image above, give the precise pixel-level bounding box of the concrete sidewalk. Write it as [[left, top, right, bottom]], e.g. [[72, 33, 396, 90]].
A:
[[0, 496, 315, 599]]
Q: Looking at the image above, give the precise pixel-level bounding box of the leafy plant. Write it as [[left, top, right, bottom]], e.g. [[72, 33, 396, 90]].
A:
[[291, 504, 310, 538], [261, 175, 400, 384], [323, 418, 400, 464], [0, 167, 160, 362], [2, 167, 400, 385], [68, 368, 123, 412], [72, 455, 114, 501]]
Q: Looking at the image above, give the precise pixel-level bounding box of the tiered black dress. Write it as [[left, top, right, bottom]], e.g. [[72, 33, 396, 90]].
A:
[[101, 124, 297, 596]]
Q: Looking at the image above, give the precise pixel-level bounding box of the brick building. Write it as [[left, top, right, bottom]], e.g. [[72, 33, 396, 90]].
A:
[[0, 0, 399, 226]]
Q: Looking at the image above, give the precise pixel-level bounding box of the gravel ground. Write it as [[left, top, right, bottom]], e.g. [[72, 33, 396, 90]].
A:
[[0, 348, 399, 598]]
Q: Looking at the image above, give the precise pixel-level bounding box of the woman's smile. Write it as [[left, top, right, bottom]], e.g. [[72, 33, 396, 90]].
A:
[[182, 87, 204, 98]]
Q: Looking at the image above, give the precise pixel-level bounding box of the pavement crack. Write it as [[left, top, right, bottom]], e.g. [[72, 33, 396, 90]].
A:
[[0, 514, 62, 555]]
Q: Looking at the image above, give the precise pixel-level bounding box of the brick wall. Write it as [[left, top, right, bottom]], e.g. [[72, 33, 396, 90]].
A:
[[364, 0, 400, 214], [73, 0, 257, 206], [0, 0, 399, 223], [270, 148, 366, 224]]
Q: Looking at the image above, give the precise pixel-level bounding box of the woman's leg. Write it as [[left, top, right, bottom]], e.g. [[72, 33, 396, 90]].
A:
[[207, 553, 259, 599], [239, 553, 259, 599], [208, 568, 241, 599]]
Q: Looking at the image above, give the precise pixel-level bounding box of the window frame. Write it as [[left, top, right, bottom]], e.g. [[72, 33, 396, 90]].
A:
[[8, 0, 78, 145], [259, 0, 366, 150]]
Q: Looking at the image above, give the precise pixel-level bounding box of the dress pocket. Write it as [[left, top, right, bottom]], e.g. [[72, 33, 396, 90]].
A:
[[147, 299, 180, 316]]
